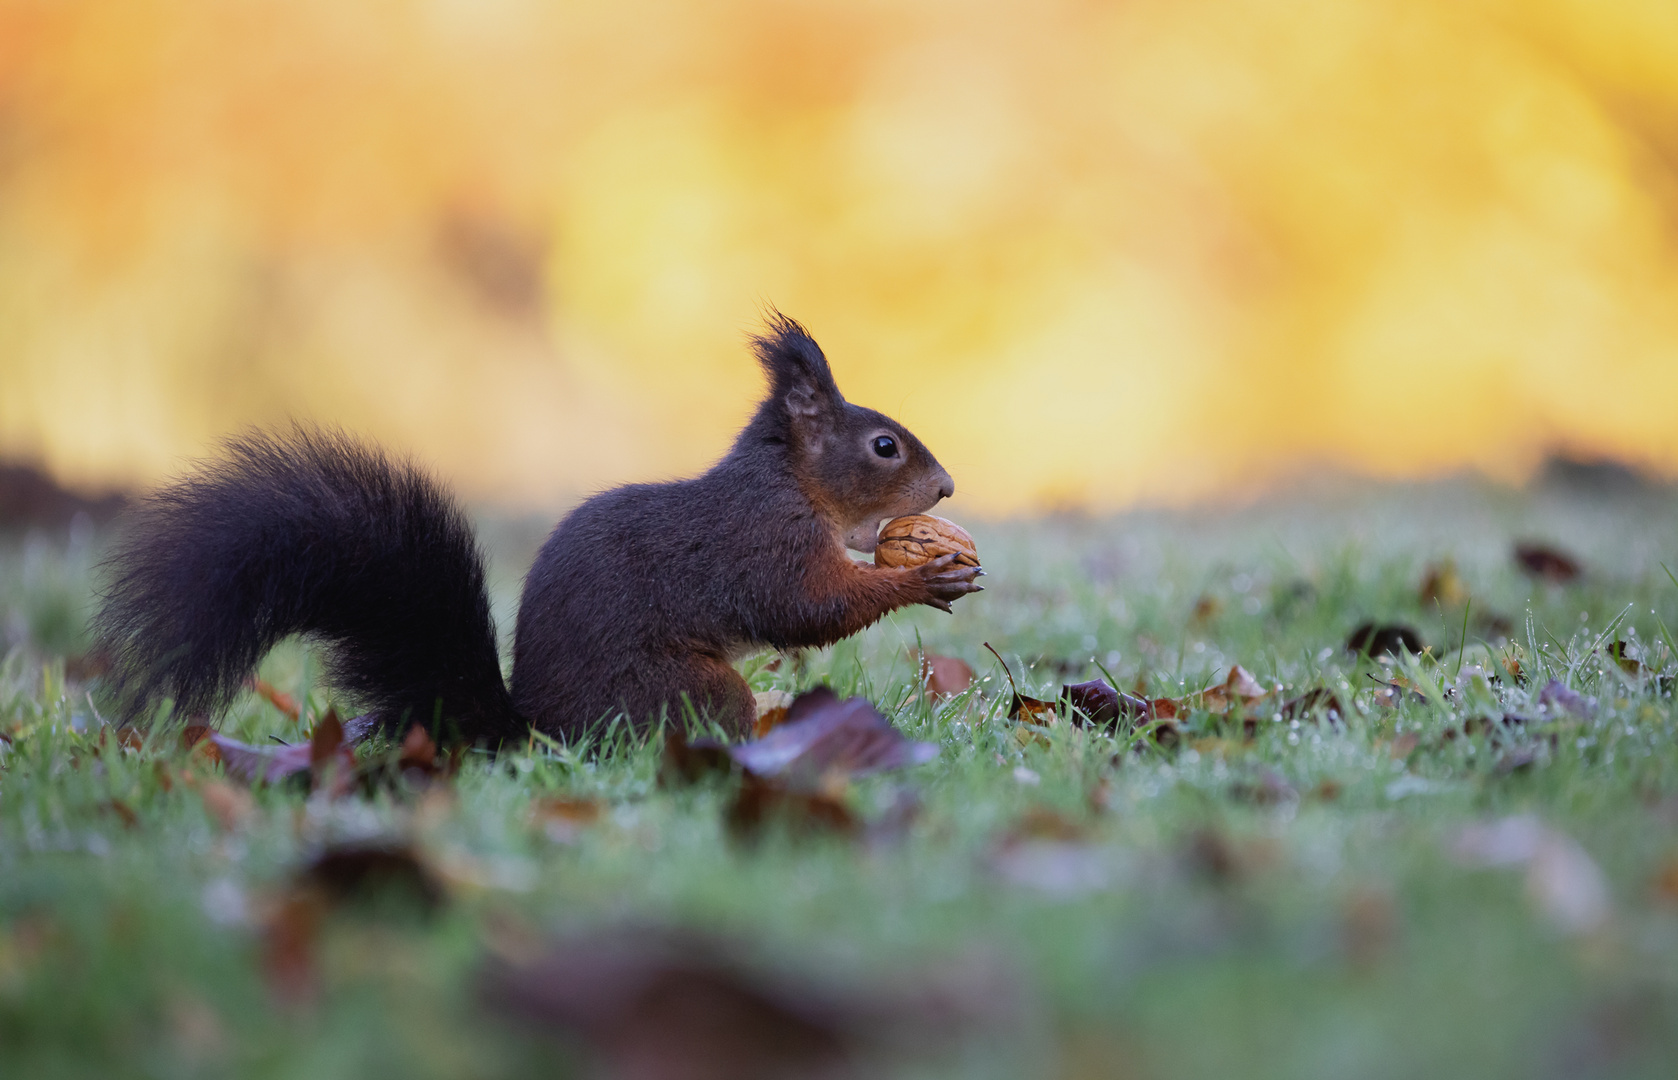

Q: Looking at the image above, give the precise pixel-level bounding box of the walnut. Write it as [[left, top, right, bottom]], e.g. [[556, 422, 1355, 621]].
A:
[[873, 515, 980, 569]]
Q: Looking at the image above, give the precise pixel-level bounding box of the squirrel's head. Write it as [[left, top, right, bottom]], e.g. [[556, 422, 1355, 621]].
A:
[[747, 313, 954, 553]]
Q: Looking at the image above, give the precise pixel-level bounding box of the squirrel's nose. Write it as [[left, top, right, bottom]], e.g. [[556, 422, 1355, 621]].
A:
[[935, 471, 955, 501]]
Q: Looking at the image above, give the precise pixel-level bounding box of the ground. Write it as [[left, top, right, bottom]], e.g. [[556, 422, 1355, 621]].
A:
[[3, 474, 1678, 1079]]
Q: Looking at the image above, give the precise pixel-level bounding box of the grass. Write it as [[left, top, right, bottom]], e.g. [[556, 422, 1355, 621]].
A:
[[4, 475, 1678, 1079]]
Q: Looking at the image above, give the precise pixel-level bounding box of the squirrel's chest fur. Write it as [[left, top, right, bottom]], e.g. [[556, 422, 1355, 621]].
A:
[[507, 453, 841, 729]]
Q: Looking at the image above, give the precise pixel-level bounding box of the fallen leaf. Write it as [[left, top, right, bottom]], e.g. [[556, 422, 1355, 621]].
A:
[[247, 677, 302, 723], [915, 651, 974, 699], [1419, 560, 1468, 606], [103, 798, 139, 830], [1538, 679, 1595, 719], [297, 842, 445, 915], [1651, 859, 1678, 905], [307, 709, 355, 798], [1199, 664, 1269, 712], [1227, 768, 1297, 805], [209, 735, 313, 785], [180, 725, 220, 763], [658, 730, 737, 787], [1347, 623, 1426, 659], [1280, 687, 1345, 725], [726, 773, 858, 843], [96, 726, 147, 753], [1341, 886, 1397, 970], [1605, 640, 1643, 676], [727, 688, 939, 784], [479, 928, 990, 1080], [984, 643, 1058, 726], [1059, 678, 1151, 730], [1191, 594, 1222, 622], [1389, 733, 1420, 759], [1148, 697, 1179, 720], [752, 690, 795, 737], [999, 806, 1089, 846], [531, 796, 604, 843], [399, 724, 437, 771], [261, 891, 323, 1006], [1514, 542, 1582, 584], [1371, 678, 1429, 709]]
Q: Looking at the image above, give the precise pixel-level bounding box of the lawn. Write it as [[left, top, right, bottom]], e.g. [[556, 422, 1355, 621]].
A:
[[3, 473, 1678, 1079]]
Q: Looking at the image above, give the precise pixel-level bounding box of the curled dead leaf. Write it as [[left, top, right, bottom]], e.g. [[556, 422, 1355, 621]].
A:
[[728, 688, 939, 784], [726, 773, 858, 843], [1347, 623, 1426, 659], [1059, 678, 1152, 730], [1514, 542, 1582, 584]]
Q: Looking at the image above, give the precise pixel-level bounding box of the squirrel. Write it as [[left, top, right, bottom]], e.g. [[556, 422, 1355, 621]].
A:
[[92, 313, 983, 744]]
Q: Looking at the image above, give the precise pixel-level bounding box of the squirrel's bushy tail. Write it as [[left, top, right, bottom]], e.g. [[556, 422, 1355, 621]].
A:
[[93, 426, 525, 742]]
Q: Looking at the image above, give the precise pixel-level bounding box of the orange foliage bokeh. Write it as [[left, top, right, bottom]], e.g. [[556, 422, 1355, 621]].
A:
[[2, 0, 1677, 511]]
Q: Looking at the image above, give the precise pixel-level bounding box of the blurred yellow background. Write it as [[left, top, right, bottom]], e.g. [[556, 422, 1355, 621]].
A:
[[2, 0, 1677, 513]]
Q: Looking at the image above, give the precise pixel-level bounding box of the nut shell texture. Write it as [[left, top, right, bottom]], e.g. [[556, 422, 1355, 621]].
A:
[[873, 515, 980, 569]]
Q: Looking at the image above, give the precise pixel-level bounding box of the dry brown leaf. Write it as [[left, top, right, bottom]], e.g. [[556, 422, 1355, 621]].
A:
[[532, 796, 604, 843], [728, 688, 939, 784], [1419, 560, 1467, 606], [247, 677, 302, 723], [1341, 886, 1397, 969], [726, 773, 858, 843], [1347, 623, 1426, 659], [983, 643, 1058, 726], [1605, 640, 1643, 675], [658, 729, 737, 787], [751, 689, 795, 737], [1514, 542, 1582, 584], [1200, 664, 1268, 712], [915, 651, 974, 699], [1651, 858, 1678, 905], [261, 891, 323, 1006], [999, 806, 1088, 846], [103, 799, 139, 830], [478, 928, 996, 1079], [298, 842, 445, 914], [399, 724, 437, 771], [308, 709, 356, 798], [1389, 733, 1420, 759]]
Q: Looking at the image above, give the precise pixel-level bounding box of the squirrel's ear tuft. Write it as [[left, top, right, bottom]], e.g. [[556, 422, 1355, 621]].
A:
[[751, 311, 842, 422]]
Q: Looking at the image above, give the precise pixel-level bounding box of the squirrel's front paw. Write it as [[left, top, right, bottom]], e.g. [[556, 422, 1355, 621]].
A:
[[913, 552, 985, 613]]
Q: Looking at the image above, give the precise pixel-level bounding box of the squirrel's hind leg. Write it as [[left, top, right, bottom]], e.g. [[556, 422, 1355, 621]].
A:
[[647, 652, 755, 740]]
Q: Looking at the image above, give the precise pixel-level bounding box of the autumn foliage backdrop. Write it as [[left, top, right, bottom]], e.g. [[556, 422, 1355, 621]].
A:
[[2, 0, 1677, 512]]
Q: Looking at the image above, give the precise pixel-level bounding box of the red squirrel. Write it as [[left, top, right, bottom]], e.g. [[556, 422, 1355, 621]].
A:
[[93, 314, 982, 743]]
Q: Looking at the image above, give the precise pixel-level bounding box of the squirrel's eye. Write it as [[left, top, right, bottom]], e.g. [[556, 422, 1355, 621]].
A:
[[872, 435, 898, 459]]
